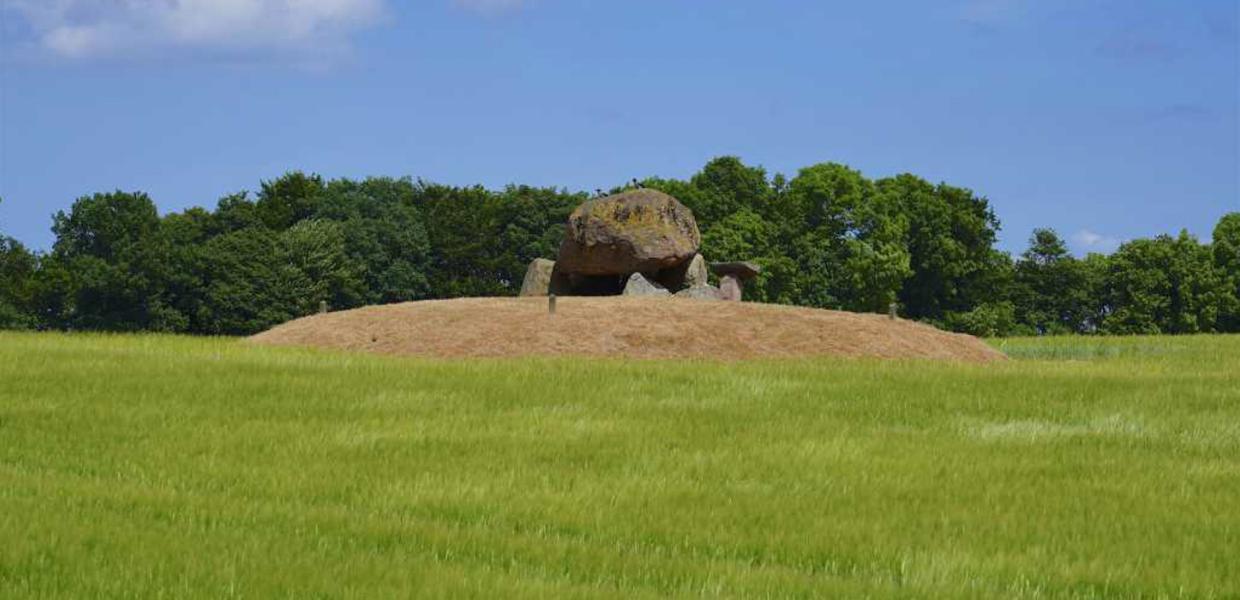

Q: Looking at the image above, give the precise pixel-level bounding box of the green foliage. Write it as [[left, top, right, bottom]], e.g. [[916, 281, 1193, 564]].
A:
[[42, 191, 179, 331], [0, 236, 37, 330], [5, 162, 1234, 337], [1012, 229, 1097, 334], [256, 172, 326, 230], [878, 175, 1005, 321], [1104, 232, 1228, 335], [943, 301, 1024, 337], [2, 333, 1239, 596], [1214, 213, 1240, 332]]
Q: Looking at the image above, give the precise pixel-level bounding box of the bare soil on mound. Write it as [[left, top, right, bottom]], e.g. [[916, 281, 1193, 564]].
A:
[[248, 297, 1005, 363]]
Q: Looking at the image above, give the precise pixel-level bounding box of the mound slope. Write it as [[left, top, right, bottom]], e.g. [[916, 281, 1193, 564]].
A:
[[248, 297, 1005, 362]]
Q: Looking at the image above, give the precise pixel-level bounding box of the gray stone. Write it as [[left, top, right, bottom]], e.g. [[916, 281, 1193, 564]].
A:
[[557, 189, 701, 276], [711, 261, 760, 301], [719, 275, 743, 301], [622, 272, 671, 297], [710, 261, 761, 279], [519, 258, 571, 296], [656, 253, 709, 291], [683, 254, 709, 288], [674, 284, 723, 301]]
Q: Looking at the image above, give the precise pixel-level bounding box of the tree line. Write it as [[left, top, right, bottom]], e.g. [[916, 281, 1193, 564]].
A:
[[1, 157, 1237, 337]]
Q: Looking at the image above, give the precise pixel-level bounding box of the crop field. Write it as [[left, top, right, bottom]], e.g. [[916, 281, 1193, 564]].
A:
[[1, 332, 1237, 597]]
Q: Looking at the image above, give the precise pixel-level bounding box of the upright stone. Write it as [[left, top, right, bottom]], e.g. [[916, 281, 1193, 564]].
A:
[[719, 276, 743, 301], [519, 258, 570, 297], [622, 272, 671, 297], [710, 261, 761, 302], [683, 254, 709, 288], [656, 253, 709, 291], [557, 189, 701, 276]]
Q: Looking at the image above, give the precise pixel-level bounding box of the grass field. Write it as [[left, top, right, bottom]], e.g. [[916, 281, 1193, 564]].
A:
[[1, 332, 1237, 598]]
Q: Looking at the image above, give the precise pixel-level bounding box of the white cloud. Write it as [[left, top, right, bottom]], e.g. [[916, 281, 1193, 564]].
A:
[[4, 0, 387, 60], [1071, 229, 1121, 254]]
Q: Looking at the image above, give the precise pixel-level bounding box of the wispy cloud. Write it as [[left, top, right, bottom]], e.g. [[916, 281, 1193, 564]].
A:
[[1071, 229, 1121, 254], [3, 0, 388, 62]]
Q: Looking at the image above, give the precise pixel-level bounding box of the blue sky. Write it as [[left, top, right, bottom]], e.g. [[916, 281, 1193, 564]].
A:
[[1, 0, 1236, 255]]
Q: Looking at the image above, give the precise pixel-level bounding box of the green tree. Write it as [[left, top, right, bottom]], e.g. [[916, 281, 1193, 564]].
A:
[[786, 163, 911, 312], [1213, 213, 1240, 332], [877, 175, 1005, 323], [684, 157, 772, 229], [256, 172, 326, 230], [44, 191, 183, 331], [1105, 232, 1227, 334], [1012, 229, 1093, 334], [317, 177, 433, 305], [280, 219, 365, 311], [192, 228, 301, 335], [0, 235, 38, 329]]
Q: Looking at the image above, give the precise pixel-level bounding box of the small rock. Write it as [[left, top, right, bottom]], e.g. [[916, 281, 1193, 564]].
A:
[[622, 272, 671, 297], [674, 285, 723, 301]]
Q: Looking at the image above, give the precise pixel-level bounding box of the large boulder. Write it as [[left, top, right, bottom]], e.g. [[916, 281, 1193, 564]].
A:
[[622, 273, 671, 297], [519, 258, 571, 296], [557, 189, 701, 276]]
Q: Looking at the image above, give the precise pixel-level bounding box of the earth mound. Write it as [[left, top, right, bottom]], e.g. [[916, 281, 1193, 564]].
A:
[[248, 297, 1006, 363]]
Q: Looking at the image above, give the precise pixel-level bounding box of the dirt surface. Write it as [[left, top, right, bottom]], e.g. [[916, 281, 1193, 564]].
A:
[[248, 297, 1006, 363]]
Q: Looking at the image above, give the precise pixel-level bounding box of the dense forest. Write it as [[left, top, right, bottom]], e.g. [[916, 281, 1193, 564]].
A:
[[1, 157, 1237, 337]]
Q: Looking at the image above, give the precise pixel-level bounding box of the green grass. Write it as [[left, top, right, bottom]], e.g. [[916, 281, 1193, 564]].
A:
[[1, 333, 1237, 598]]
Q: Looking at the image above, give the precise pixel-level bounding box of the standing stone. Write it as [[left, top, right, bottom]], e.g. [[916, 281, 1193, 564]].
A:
[[622, 272, 671, 297], [519, 258, 570, 297], [719, 275, 743, 302], [683, 254, 709, 288], [710, 261, 762, 302], [656, 253, 709, 291], [557, 189, 701, 276]]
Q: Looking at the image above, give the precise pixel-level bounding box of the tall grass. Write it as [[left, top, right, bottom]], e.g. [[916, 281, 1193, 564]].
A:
[[1, 332, 1237, 597]]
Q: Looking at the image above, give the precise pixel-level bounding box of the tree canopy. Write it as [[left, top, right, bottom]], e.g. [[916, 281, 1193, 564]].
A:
[[0, 159, 1235, 337]]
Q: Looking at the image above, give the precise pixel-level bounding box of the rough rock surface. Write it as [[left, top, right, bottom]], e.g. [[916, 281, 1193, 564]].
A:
[[683, 254, 710, 288], [710, 261, 761, 279], [719, 276, 743, 301], [657, 253, 709, 291], [622, 273, 671, 297], [675, 285, 723, 301], [557, 189, 701, 276], [519, 258, 570, 296]]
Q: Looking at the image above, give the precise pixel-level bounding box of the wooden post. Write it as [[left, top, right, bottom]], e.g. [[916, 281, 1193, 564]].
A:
[[319, 300, 328, 315], [888, 302, 897, 320], [548, 294, 557, 316]]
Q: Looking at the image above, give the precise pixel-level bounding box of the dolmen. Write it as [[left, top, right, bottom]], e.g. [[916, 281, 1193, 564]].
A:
[[519, 188, 760, 301]]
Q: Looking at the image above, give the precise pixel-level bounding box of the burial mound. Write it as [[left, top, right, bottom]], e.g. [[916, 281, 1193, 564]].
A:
[[249, 297, 1006, 363]]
